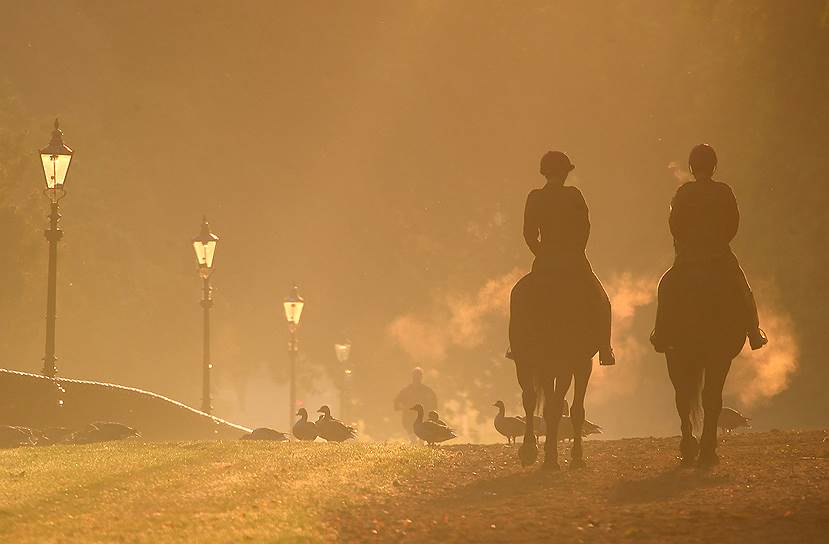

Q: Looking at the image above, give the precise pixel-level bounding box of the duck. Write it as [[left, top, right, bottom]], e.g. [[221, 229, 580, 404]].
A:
[[411, 404, 456, 445], [292, 408, 319, 441], [493, 400, 526, 444], [556, 417, 603, 441], [718, 407, 751, 433], [517, 414, 546, 437], [70, 422, 140, 445], [428, 410, 448, 427], [241, 427, 289, 441], [316, 405, 357, 442]]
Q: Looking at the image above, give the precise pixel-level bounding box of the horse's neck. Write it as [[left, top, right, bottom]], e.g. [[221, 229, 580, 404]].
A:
[[496, 406, 505, 418]]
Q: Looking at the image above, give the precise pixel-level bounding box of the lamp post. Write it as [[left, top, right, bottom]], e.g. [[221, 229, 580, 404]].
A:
[[282, 286, 304, 426], [192, 217, 219, 414], [334, 341, 352, 422], [39, 119, 73, 378]]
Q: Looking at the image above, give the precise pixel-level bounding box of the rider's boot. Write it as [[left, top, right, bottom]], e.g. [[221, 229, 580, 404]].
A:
[[748, 328, 768, 350], [650, 329, 671, 354], [745, 291, 768, 350], [599, 346, 616, 366]]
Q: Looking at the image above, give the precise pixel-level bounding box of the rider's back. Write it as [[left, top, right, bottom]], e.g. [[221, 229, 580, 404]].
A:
[[669, 180, 738, 263], [525, 185, 590, 270]]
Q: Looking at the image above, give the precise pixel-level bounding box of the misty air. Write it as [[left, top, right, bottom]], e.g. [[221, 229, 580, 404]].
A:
[[0, 2, 827, 543]]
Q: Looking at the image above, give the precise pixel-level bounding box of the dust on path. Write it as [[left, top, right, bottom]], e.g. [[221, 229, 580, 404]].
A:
[[334, 430, 829, 543]]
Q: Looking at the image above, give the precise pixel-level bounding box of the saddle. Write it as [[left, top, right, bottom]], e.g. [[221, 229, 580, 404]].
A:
[[509, 270, 599, 363]]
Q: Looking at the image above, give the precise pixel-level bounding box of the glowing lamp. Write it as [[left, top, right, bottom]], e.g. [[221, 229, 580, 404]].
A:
[[39, 119, 73, 197], [283, 286, 305, 326], [192, 217, 219, 279], [334, 341, 352, 364]]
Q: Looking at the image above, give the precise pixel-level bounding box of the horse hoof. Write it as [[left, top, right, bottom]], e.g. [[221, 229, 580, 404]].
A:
[[679, 436, 699, 463], [518, 441, 539, 466], [697, 450, 720, 467], [541, 459, 561, 471]]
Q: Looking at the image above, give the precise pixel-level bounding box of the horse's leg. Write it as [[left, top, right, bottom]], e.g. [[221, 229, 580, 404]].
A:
[[666, 351, 700, 463], [699, 357, 732, 466], [570, 357, 592, 468], [542, 370, 571, 471], [516, 357, 539, 466]]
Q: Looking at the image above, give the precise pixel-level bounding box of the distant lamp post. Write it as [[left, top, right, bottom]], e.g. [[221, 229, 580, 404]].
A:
[[334, 341, 353, 422], [192, 217, 219, 414], [283, 286, 305, 426], [39, 119, 73, 378]]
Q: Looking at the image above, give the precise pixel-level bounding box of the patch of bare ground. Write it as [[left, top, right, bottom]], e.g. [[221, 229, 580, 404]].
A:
[[334, 430, 829, 543]]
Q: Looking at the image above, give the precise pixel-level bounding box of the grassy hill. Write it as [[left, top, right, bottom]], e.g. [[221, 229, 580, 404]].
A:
[[0, 430, 826, 543], [0, 369, 250, 440]]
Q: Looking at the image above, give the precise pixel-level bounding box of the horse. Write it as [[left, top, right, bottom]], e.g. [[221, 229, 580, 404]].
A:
[[655, 258, 748, 466], [508, 269, 600, 470]]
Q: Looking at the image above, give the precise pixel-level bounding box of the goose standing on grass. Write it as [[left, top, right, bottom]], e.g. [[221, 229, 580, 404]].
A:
[[517, 414, 546, 437], [411, 404, 456, 445], [557, 416, 602, 441], [292, 408, 319, 441], [428, 410, 448, 427], [493, 400, 526, 444], [316, 405, 357, 442], [241, 428, 289, 441]]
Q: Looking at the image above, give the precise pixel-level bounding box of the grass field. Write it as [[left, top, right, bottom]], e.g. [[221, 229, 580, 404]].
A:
[[0, 430, 826, 543]]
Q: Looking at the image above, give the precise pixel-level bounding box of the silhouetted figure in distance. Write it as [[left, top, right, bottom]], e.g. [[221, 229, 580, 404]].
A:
[[393, 367, 437, 442], [653, 143, 768, 466]]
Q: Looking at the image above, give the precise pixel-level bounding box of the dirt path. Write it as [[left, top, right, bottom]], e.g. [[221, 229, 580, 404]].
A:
[[334, 430, 829, 543]]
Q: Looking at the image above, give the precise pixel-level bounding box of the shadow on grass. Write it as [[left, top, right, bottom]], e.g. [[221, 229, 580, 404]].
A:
[[609, 466, 731, 504]]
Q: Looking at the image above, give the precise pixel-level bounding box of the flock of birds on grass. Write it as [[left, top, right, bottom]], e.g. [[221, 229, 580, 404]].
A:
[[278, 402, 752, 445], [0, 405, 753, 448]]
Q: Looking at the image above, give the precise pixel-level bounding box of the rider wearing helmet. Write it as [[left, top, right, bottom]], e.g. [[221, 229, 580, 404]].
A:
[[651, 144, 767, 352], [521, 150, 615, 366]]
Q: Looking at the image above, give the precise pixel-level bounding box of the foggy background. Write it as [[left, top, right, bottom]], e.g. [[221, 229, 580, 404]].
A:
[[1, 1, 827, 440]]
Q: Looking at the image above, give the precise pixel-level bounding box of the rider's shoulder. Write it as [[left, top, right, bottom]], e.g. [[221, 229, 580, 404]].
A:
[[712, 180, 736, 194], [562, 185, 586, 202]]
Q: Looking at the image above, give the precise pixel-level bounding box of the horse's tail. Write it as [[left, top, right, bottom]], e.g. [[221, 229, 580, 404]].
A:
[[534, 373, 545, 416], [533, 372, 570, 417], [689, 366, 704, 433]]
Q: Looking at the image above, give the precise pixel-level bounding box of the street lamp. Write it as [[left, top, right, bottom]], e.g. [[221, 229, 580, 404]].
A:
[[39, 119, 73, 378], [334, 341, 352, 422], [192, 217, 219, 414], [282, 286, 304, 426]]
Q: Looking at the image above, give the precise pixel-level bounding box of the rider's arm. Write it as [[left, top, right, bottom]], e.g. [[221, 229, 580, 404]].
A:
[[571, 188, 590, 251], [723, 184, 739, 243], [669, 184, 690, 242], [523, 190, 542, 256]]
